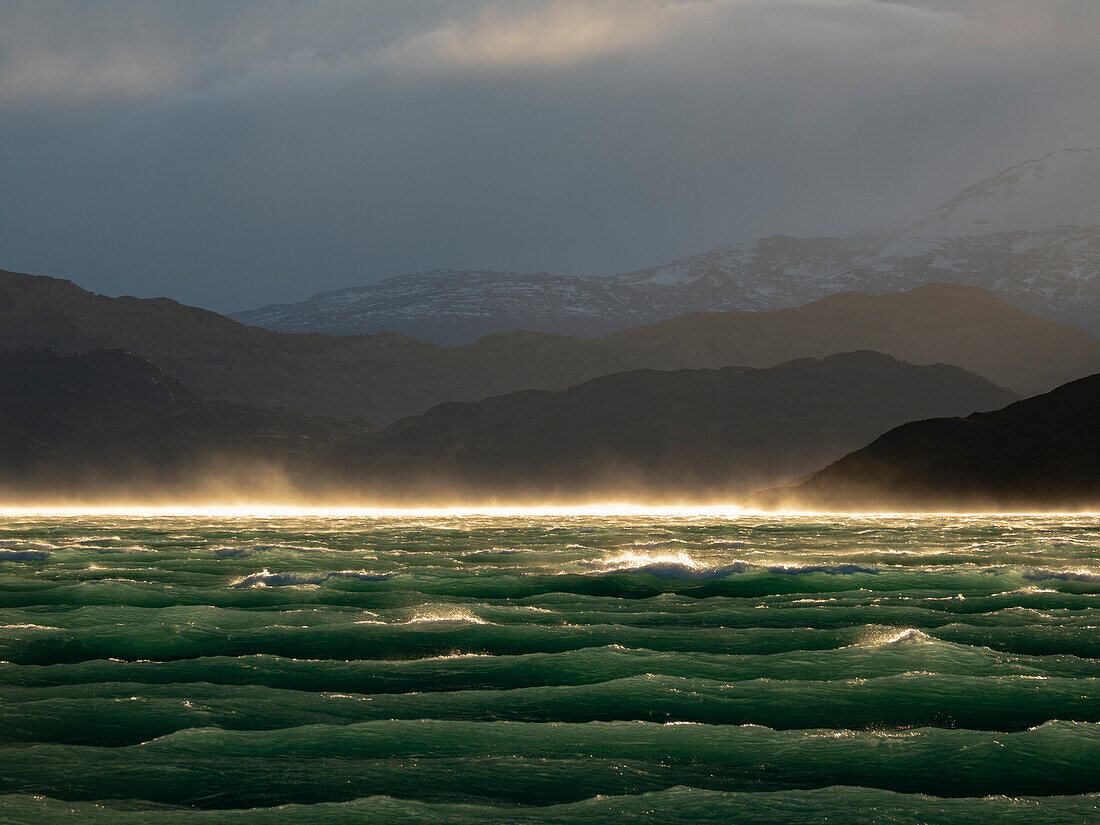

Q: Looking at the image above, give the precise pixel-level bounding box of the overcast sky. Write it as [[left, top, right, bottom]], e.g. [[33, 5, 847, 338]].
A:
[[1, 0, 1097, 311]]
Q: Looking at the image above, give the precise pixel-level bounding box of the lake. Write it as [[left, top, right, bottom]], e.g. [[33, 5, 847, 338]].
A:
[[2, 509, 1099, 823]]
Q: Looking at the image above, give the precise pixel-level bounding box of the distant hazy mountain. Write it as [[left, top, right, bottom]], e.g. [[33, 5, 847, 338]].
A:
[[232, 148, 1100, 341], [764, 373, 1100, 511], [1, 272, 1096, 424], [0, 349, 1016, 502]]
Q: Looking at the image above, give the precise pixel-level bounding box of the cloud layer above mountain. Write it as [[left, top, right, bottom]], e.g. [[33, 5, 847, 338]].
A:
[[2, 1, 1098, 310]]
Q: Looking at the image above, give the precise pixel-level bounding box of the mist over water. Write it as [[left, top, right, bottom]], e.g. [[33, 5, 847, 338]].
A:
[[2, 511, 1100, 823]]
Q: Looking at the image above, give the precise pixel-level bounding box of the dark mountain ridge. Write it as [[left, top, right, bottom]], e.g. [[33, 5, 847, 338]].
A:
[[1, 269, 1095, 424], [0, 348, 1016, 503], [353, 350, 1019, 499], [0, 348, 371, 497], [766, 373, 1100, 510]]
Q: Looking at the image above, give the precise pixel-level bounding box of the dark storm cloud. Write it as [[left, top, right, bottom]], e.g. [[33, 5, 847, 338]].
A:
[[1, 1, 1097, 310]]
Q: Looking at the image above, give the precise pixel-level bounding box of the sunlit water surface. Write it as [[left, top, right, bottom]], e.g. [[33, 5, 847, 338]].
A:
[[2, 511, 1100, 823]]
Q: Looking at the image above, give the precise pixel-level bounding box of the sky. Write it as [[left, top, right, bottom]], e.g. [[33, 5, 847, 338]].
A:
[[1, 0, 1098, 312]]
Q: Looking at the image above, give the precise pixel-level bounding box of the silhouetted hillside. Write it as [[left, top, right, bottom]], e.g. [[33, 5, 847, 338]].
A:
[[0, 349, 1016, 502], [353, 351, 1018, 498], [768, 374, 1100, 510], [0, 349, 371, 496], [1, 270, 1095, 424]]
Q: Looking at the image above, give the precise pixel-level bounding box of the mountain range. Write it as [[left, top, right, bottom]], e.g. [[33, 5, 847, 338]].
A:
[[232, 148, 1100, 342], [0, 348, 1017, 502], [2, 272, 1096, 424], [4, 144, 1099, 508]]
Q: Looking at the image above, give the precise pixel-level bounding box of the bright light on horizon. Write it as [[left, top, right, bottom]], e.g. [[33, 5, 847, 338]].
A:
[[0, 503, 753, 519], [0, 503, 1095, 520]]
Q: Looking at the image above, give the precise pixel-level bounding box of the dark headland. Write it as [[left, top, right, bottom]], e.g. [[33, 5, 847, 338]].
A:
[[760, 373, 1100, 511]]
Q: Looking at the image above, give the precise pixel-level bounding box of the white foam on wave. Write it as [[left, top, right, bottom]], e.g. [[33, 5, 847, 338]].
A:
[[0, 624, 61, 631], [419, 652, 490, 660], [229, 569, 391, 588], [1025, 567, 1100, 582], [505, 605, 554, 614], [586, 553, 885, 580], [403, 608, 487, 626], [589, 551, 708, 575], [230, 568, 312, 588], [858, 627, 935, 647], [352, 610, 385, 625]]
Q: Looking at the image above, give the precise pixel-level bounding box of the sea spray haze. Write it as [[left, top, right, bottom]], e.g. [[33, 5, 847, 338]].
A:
[[0, 347, 1020, 505], [1, 511, 1100, 823]]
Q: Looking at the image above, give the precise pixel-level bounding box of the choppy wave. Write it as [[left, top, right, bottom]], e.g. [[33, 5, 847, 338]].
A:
[[1, 513, 1099, 822], [230, 569, 394, 587]]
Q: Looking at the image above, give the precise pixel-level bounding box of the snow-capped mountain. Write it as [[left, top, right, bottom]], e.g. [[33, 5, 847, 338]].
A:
[[868, 147, 1100, 240], [232, 148, 1100, 341]]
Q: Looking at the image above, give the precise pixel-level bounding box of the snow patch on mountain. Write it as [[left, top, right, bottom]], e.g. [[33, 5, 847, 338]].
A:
[[870, 147, 1100, 241], [232, 149, 1100, 341]]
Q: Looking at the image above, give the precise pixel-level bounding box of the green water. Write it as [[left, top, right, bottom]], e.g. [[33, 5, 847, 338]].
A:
[[1, 511, 1099, 823]]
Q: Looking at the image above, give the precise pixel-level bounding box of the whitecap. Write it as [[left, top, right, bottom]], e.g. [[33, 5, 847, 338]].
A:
[[0, 624, 61, 631], [1024, 568, 1100, 583], [229, 569, 393, 587], [0, 540, 57, 550], [585, 551, 724, 578], [857, 627, 935, 647], [403, 609, 487, 626]]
